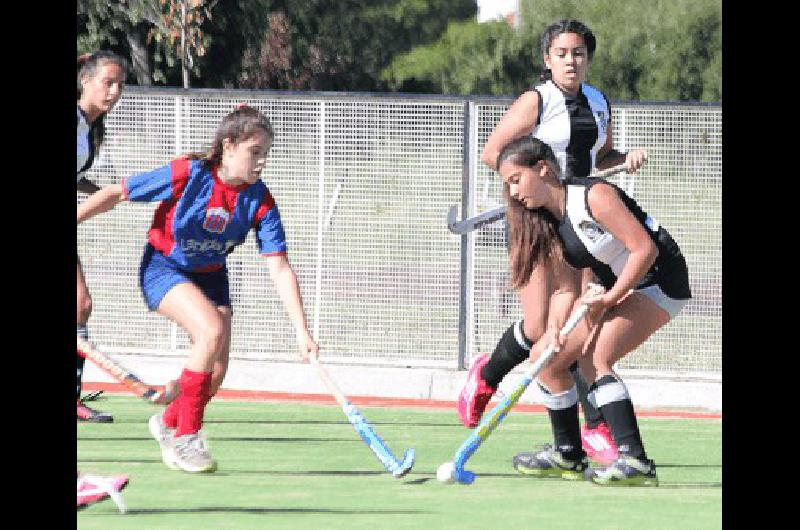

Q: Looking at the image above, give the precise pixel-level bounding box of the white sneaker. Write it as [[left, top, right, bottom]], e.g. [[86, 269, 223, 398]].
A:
[[77, 473, 129, 513], [171, 432, 217, 473], [148, 413, 178, 470]]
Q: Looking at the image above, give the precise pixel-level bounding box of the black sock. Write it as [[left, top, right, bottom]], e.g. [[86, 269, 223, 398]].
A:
[[569, 362, 604, 428], [592, 374, 647, 461], [538, 382, 583, 461], [480, 320, 532, 388], [77, 354, 85, 400], [547, 404, 583, 461]]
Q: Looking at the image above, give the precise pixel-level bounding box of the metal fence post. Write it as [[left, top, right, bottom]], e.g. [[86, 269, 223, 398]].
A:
[[457, 100, 477, 370], [313, 101, 326, 340]]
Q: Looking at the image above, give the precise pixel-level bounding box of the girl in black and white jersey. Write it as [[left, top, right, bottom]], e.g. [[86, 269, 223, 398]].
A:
[[458, 19, 647, 465], [498, 136, 690, 486], [76, 51, 127, 423]]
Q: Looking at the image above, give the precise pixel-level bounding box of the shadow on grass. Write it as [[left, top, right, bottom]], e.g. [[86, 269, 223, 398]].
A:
[[404, 477, 433, 485], [78, 458, 163, 464], [111, 507, 430, 515], [214, 469, 408, 477], [203, 419, 461, 427], [656, 483, 722, 489], [656, 463, 722, 469], [78, 436, 361, 443]]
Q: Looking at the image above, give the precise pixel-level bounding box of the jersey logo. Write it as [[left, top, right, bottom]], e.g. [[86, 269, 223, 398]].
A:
[[203, 207, 230, 234], [180, 238, 237, 257], [579, 220, 605, 242]]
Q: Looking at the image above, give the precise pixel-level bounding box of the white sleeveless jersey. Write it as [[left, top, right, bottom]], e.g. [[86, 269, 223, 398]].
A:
[[531, 80, 611, 178], [556, 177, 691, 300], [77, 106, 92, 181], [563, 182, 658, 278]]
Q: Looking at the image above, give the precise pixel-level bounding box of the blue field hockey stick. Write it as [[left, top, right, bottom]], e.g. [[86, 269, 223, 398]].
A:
[[451, 303, 591, 484], [310, 355, 415, 478]]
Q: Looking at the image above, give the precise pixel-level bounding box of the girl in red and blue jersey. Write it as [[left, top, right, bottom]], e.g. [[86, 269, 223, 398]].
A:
[[77, 105, 319, 473]]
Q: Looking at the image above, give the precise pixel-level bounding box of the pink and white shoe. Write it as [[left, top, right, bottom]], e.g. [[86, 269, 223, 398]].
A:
[[581, 422, 619, 465], [457, 354, 496, 428], [77, 473, 129, 513]]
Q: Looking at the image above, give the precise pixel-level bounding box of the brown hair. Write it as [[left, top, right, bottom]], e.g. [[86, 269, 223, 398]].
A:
[[183, 105, 275, 167], [498, 137, 564, 289], [77, 51, 129, 152]]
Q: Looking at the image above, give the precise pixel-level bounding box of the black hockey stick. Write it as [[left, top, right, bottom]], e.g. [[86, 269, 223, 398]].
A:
[[447, 164, 628, 235]]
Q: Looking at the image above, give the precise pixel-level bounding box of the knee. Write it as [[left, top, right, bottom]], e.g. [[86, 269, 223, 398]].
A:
[[195, 318, 228, 357], [521, 317, 545, 343]]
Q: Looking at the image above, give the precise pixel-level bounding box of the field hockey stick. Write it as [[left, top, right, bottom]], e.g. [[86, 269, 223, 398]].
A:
[[77, 336, 179, 405], [80, 390, 104, 403], [309, 355, 415, 478], [446, 303, 591, 485], [447, 163, 628, 235]]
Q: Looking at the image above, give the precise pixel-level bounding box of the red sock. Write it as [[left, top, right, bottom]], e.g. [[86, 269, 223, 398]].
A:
[[175, 368, 212, 437], [162, 397, 180, 429]]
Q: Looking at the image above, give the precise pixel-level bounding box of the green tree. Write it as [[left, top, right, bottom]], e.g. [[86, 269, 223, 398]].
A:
[[385, 0, 721, 101], [78, 0, 216, 86], [517, 0, 721, 101], [381, 19, 531, 95], [237, 0, 478, 91], [78, 0, 477, 90]]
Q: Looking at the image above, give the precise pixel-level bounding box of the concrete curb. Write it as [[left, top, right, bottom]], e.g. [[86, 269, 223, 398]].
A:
[[83, 353, 721, 413]]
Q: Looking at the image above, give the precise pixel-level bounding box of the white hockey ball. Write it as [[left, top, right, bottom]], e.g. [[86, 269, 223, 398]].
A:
[[437, 461, 455, 484]]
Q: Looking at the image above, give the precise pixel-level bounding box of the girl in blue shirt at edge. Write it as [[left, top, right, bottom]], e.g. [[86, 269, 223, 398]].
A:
[[76, 49, 131, 512], [76, 105, 319, 474]]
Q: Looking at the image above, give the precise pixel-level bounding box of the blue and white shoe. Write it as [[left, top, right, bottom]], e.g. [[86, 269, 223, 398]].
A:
[[589, 456, 658, 486], [513, 444, 589, 480]]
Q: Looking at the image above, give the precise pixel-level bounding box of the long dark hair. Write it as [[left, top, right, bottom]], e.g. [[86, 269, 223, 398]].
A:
[[77, 51, 129, 152], [539, 19, 597, 82], [498, 137, 564, 289], [183, 105, 275, 167]]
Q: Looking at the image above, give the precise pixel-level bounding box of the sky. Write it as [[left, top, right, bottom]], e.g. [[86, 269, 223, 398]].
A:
[[476, 0, 519, 22]]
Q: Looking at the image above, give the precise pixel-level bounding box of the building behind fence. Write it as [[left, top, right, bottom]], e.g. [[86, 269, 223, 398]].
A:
[[78, 88, 721, 381]]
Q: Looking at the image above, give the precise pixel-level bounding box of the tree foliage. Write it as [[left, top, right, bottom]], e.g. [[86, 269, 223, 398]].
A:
[[381, 19, 531, 95], [386, 0, 721, 101], [77, 0, 721, 101], [78, 0, 477, 91], [236, 0, 477, 91], [77, 0, 216, 85]]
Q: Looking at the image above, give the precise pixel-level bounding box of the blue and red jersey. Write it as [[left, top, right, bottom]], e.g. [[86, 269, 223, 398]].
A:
[[122, 158, 287, 271]]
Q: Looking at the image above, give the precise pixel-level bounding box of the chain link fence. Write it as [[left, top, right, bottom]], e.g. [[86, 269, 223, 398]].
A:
[[78, 88, 720, 379]]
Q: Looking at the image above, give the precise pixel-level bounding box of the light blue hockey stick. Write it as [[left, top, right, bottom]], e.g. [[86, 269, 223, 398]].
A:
[[451, 303, 590, 484], [310, 356, 415, 478]]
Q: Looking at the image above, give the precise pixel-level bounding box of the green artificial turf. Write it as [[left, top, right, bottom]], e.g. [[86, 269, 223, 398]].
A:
[[78, 396, 721, 529]]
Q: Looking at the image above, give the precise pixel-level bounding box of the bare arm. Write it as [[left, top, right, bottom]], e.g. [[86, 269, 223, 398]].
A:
[[594, 121, 648, 173], [77, 183, 126, 224], [582, 183, 658, 310], [481, 91, 540, 171], [265, 254, 319, 360]]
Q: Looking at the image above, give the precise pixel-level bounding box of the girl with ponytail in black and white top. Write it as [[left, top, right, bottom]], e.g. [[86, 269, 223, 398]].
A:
[[458, 19, 647, 466], [499, 136, 690, 485]]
